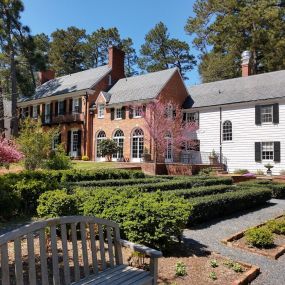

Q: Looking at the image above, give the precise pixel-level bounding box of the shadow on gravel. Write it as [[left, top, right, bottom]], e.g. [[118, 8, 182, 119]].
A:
[[188, 201, 277, 230]]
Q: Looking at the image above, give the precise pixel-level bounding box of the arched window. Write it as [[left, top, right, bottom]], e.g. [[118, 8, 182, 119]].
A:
[[113, 129, 124, 160], [96, 131, 106, 158], [131, 128, 144, 160], [165, 132, 173, 162], [223, 121, 232, 141]]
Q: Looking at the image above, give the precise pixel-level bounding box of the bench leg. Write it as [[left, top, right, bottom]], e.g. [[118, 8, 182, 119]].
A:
[[150, 257, 158, 285]]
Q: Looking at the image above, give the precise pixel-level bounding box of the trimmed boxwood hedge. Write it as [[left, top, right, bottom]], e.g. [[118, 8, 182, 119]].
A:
[[188, 188, 272, 225], [167, 184, 236, 198]]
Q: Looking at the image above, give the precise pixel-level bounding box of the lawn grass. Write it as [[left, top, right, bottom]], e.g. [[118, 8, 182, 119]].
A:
[[71, 161, 118, 170]]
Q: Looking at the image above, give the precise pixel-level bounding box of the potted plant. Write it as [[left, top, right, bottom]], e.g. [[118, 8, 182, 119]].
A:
[[142, 147, 151, 162], [264, 163, 274, 176], [209, 149, 219, 165]]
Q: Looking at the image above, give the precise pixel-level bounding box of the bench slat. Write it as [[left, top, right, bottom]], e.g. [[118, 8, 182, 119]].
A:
[[39, 229, 49, 285], [114, 226, 123, 265], [51, 225, 60, 285], [106, 227, 114, 268], [89, 223, 99, 275], [14, 237, 24, 285], [1, 243, 10, 285], [61, 223, 71, 285], [27, 233, 36, 285], [71, 222, 80, 281], [98, 224, 106, 270], [80, 222, 89, 277]]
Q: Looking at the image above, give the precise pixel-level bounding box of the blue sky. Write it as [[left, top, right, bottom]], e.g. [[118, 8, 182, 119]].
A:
[[21, 0, 200, 85]]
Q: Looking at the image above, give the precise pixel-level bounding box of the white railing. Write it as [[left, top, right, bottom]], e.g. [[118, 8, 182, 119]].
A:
[[180, 150, 227, 165]]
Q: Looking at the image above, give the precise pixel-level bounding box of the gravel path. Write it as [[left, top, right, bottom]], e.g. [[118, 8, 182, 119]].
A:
[[183, 199, 285, 285]]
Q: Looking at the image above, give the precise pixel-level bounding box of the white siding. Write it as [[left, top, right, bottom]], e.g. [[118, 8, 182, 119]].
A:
[[194, 99, 285, 175]]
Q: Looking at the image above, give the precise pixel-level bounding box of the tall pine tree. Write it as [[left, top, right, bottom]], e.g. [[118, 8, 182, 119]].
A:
[[185, 0, 285, 82]]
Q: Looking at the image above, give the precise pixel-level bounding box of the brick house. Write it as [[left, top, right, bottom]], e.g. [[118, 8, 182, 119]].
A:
[[17, 47, 125, 159]]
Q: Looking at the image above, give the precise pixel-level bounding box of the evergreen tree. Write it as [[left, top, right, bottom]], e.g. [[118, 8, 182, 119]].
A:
[[49, 26, 86, 75], [185, 0, 285, 82], [138, 22, 196, 80], [120, 37, 138, 76]]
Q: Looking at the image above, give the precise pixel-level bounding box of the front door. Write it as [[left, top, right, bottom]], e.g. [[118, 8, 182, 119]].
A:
[[70, 130, 79, 157]]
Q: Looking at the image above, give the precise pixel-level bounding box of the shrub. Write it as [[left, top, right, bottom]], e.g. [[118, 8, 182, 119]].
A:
[[266, 218, 285, 235], [234, 169, 249, 175], [245, 227, 274, 248], [188, 188, 272, 225], [175, 261, 187, 276], [37, 190, 78, 218], [271, 184, 285, 199], [198, 168, 214, 176], [83, 189, 192, 250], [97, 139, 120, 161], [81, 155, 89, 161], [44, 145, 72, 170]]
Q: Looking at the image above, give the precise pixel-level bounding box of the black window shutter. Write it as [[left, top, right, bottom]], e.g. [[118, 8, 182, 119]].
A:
[[111, 108, 114, 120], [79, 98, 82, 113], [255, 142, 261, 162], [78, 130, 82, 156], [255, 105, 261, 125], [122, 107, 126, 119], [129, 107, 133, 119], [55, 101, 58, 116], [29, 106, 33, 117], [42, 104, 45, 121], [50, 102, 53, 121], [63, 100, 66, 114], [67, 131, 71, 155], [173, 109, 176, 118], [142, 105, 146, 114], [274, 141, 281, 162], [69, 99, 73, 114], [273, 103, 279, 124], [183, 113, 186, 121], [196, 112, 200, 126]]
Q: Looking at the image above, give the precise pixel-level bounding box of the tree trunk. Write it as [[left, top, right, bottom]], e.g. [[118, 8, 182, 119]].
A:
[[0, 87, 5, 135]]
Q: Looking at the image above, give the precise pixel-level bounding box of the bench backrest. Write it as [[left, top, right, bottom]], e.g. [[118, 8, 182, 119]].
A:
[[0, 216, 123, 285]]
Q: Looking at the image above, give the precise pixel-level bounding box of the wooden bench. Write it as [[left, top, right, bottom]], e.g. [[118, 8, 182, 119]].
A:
[[0, 216, 162, 285]]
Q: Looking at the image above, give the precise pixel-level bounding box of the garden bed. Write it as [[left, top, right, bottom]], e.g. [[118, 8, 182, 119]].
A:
[[222, 215, 285, 259]]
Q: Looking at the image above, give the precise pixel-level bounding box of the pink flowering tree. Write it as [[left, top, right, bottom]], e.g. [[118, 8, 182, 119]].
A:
[[143, 100, 198, 164], [0, 138, 23, 168]]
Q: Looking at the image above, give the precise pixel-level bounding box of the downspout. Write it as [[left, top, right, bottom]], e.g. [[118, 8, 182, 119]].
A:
[[83, 92, 88, 156], [219, 107, 223, 164]]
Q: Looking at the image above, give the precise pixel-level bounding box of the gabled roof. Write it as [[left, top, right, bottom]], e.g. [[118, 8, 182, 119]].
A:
[[107, 68, 178, 105], [19, 65, 111, 103], [184, 69, 285, 109]]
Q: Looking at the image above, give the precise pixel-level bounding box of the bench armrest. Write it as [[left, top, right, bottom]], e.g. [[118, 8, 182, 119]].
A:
[[119, 239, 162, 258]]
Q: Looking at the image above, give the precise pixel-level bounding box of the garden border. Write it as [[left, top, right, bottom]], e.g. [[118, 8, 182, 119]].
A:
[[221, 214, 285, 259]]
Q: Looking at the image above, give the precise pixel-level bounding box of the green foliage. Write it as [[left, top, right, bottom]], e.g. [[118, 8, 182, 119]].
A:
[[198, 167, 214, 176], [245, 226, 274, 248], [210, 259, 218, 268], [44, 145, 72, 170], [188, 188, 272, 225], [209, 271, 217, 280], [185, 0, 285, 82], [81, 155, 89, 161], [175, 261, 187, 276], [97, 139, 121, 161], [223, 260, 244, 273], [83, 189, 192, 250], [233, 169, 249, 175], [266, 218, 285, 235], [37, 190, 78, 218], [17, 118, 58, 170], [138, 21, 196, 80]]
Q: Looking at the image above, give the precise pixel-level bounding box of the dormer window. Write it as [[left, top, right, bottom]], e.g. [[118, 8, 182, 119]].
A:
[[134, 106, 143, 118], [73, 98, 80, 113], [98, 104, 105, 118], [115, 108, 122, 119]]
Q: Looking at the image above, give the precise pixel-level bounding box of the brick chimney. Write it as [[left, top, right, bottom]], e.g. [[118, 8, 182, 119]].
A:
[[108, 46, 125, 82], [38, 70, 55, 85], [241, 50, 251, 77]]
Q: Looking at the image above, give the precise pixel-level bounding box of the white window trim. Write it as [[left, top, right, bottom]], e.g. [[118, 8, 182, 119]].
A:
[[58, 100, 65, 115], [45, 103, 51, 123], [261, 142, 274, 161], [32, 105, 38, 118], [73, 98, 80, 113], [115, 108, 122, 120], [261, 105, 273, 124], [98, 104, 105, 118], [133, 106, 143, 118]]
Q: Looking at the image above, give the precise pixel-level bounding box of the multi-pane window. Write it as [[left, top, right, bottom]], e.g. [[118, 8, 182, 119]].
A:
[[165, 104, 173, 119], [134, 106, 143, 118], [165, 132, 172, 161], [58, 101, 65, 115], [98, 104, 105, 118], [115, 108, 122, 119], [223, 120, 232, 141], [132, 128, 144, 159], [261, 105, 273, 123], [45, 103, 51, 123], [73, 98, 80, 113], [52, 134, 60, 150], [113, 129, 124, 159], [184, 112, 199, 124], [96, 131, 106, 157], [32, 105, 38, 118], [262, 142, 274, 160]]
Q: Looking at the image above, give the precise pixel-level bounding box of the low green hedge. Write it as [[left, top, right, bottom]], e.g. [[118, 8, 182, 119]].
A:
[[188, 188, 272, 225], [168, 185, 236, 198]]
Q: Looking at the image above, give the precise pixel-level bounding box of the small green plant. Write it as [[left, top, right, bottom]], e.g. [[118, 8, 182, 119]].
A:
[[233, 169, 249, 175], [209, 271, 217, 280], [198, 168, 214, 176], [245, 227, 274, 248], [81, 155, 89, 161], [266, 219, 285, 235], [223, 260, 244, 273], [175, 261, 187, 277], [210, 259, 218, 268]]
